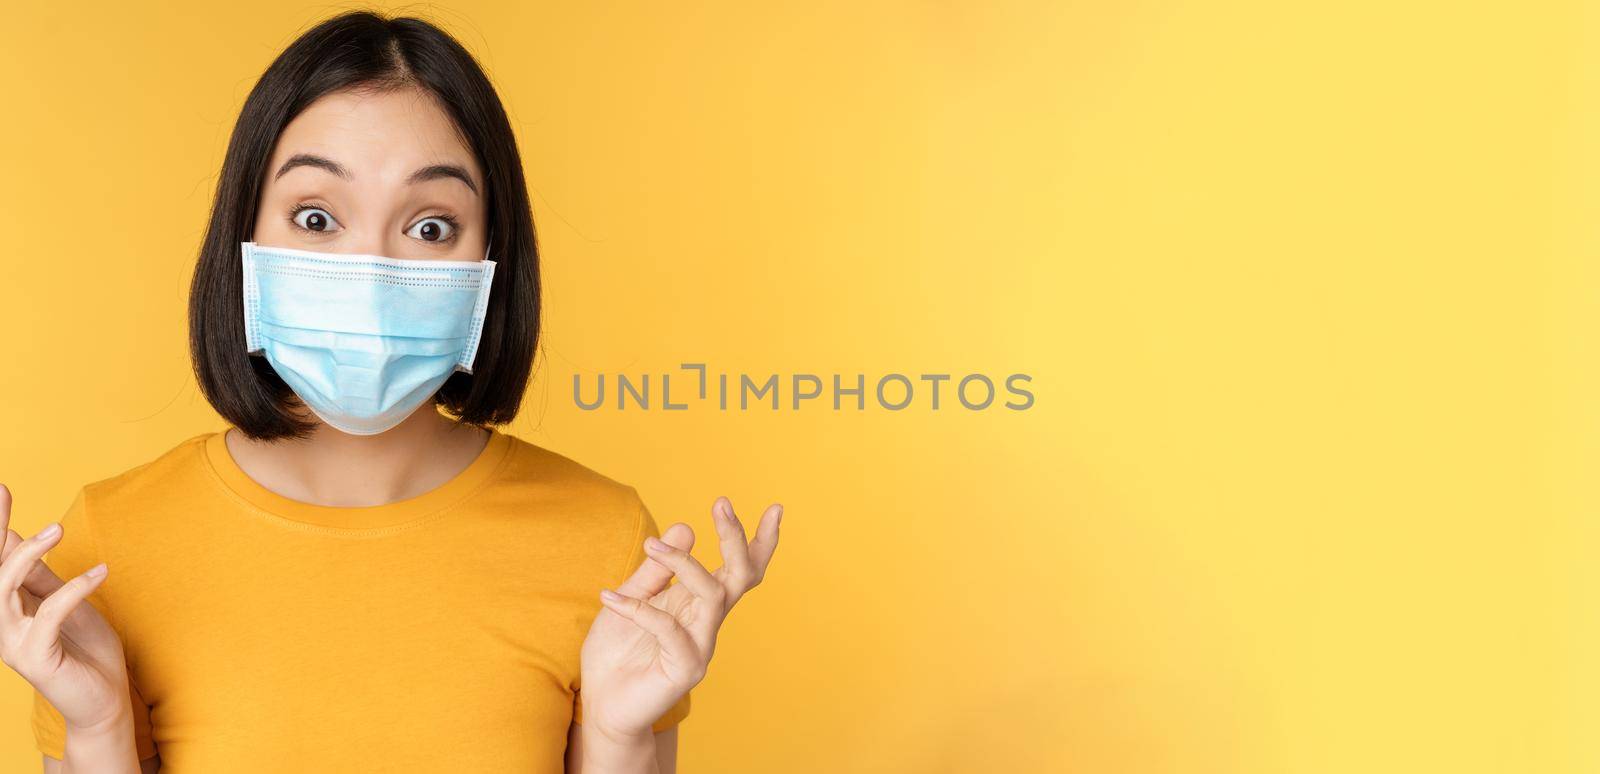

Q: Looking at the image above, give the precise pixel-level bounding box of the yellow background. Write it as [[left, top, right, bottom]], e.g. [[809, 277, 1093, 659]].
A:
[[0, 1, 1593, 771]]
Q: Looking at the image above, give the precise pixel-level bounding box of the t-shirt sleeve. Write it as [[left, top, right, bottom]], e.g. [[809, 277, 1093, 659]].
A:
[[29, 487, 158, 761], [573, 492, 693, 733]]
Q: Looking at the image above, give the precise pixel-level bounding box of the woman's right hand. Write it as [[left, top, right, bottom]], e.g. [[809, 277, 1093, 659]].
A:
[[0, 484, 132, 734]]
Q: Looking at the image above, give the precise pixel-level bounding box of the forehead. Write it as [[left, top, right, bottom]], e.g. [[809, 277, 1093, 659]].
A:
[[268, 86, 479, 182]]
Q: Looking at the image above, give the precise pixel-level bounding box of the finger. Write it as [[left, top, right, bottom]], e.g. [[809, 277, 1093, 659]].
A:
[[599, 589, 707, 683], [24, 564, 107, 655], [0, 485, 11, 543], [613, 523, 694, 599], [0, 529, 18, 562], [642, 536, 726, 612], [712, 497, 757, 599], [3, 531, 67, 598], [745, 504, 783, 584], [0, 524, 62, 623]]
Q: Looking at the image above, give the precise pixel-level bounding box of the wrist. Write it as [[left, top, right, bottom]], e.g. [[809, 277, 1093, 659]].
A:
[[585, 719, 653, 745], [581, 721, 657, 773], [62, 707, 139, 774], [576, 694, 652, 745], [65, 703, 132, 737]]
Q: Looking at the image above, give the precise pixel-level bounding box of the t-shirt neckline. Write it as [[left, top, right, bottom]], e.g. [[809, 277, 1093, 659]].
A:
[[202, 426, 514, 532]]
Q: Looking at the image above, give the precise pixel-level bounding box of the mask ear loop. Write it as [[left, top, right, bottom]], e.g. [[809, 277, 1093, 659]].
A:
[[456, 225, 496, 374]]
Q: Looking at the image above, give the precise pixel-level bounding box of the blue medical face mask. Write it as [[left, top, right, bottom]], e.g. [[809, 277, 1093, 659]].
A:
[[241, 239, 496, 436]]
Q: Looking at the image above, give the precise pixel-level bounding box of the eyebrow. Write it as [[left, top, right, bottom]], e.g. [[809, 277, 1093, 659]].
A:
[[273, 153, 479, 196]]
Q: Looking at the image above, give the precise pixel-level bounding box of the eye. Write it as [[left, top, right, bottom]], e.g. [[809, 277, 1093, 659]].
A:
[[406, 216, 458, 243], [290, 206, 340, 233]]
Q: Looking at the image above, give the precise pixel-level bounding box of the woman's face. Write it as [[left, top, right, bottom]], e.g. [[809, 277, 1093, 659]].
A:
[[252, 85, 486, 262]]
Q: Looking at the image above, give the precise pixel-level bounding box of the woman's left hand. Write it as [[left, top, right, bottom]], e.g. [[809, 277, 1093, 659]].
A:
[[579, 496, 782, 737]]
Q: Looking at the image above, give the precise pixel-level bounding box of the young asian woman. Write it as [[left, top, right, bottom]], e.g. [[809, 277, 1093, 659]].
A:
[[0, 11, 782, 773]]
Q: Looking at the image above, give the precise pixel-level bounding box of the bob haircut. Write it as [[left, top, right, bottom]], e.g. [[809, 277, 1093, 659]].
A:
[[189, 11, 540, 441]]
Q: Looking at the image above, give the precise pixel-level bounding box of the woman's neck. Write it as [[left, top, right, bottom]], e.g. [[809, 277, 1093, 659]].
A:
[[224, 403, 492, 508]]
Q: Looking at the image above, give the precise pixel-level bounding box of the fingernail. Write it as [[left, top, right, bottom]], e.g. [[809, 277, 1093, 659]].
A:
[[644, 536, 668, 552], [86, 563, 107, 579], [599, 589, 622, 602], [38, 522, 60, 540]]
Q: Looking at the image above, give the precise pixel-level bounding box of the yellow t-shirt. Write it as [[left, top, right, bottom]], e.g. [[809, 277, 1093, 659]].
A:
[[30, 427, 690, 770]]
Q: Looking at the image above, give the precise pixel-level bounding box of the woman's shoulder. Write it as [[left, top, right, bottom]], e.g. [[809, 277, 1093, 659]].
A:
[[491, 433, 661, 584], [495, 431, 647, 513], [78, 432, 218, 505], [70, 429, 655, 533]]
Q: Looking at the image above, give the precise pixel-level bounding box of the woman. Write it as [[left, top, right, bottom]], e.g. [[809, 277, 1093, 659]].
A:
[[0, 11, 781, 773]]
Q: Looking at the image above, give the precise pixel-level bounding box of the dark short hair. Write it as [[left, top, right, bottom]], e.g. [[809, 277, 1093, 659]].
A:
[[189, 10, 540, 441]]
